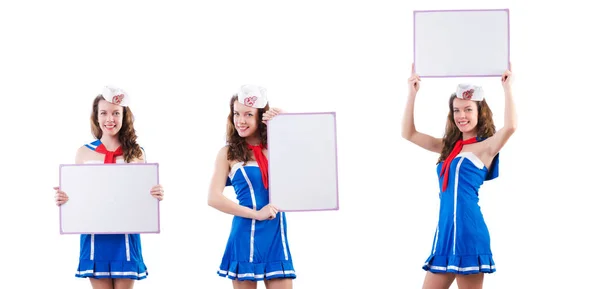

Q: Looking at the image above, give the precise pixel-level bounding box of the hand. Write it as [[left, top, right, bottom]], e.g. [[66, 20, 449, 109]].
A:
[[501, 62, 513, 91], [54, 186, 69, 206], [408, 63, 421, 97], [262, 108, 283, 125], [254, 204, 279, 221], [150, 184, 164, 201]]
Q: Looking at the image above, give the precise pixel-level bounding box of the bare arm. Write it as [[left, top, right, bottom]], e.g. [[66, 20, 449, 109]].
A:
[[207, 146, 258, 219], [485, 67, 517, 157], [401, 64, 443, 153], [139, 147, 165, 201], [74, 146, 88, 164], [56, 146, 88, 205], [140, 147, 147, 163]]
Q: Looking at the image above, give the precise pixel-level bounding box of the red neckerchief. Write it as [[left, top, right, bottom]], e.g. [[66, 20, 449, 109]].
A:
[[95, 143, 123, 163], [247, 143, 269, 189], [439, 137, 477, 192]]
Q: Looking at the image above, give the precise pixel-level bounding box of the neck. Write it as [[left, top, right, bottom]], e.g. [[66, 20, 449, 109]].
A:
[[462, 132, 477, 140], [245, 135, 261, 146], [100, 135, 121, 151]]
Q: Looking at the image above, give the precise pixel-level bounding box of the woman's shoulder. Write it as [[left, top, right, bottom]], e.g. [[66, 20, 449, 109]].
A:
[[218, 145, 237, 165], [215, 144, 230, 158], [217, 145, 246, 168], [75, 140, 100, 164]]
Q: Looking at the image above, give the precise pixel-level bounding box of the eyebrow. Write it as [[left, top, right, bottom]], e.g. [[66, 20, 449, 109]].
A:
[[454, 105, 473, 109]]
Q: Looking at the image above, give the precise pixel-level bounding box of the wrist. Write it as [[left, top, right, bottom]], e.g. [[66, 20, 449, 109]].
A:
[[249, 209, 258, 220]]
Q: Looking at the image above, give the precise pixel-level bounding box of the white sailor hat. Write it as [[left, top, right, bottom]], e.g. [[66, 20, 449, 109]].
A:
[[102, 85, 130, 107], [456, 83, 484, 101], [238, 84, 268, 109]]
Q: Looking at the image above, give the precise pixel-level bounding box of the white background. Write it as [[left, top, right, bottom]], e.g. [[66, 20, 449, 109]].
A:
[[1, 0, 598, 288]]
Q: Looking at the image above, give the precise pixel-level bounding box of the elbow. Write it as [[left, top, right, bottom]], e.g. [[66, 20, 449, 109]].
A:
[[501, 124, 517, 138], [401, 124, 416, 141], [400, 129, 409, 140], [207, 195, 219, 208], [507, 122, 517, 134]]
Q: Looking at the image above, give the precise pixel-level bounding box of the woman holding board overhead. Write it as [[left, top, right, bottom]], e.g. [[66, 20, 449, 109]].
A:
[[402, 63, 517, 289], [54, 86, 164, 289], [208, 84, 295, 289]]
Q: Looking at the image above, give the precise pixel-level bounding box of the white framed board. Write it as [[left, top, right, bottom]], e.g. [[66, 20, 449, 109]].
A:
[[59, 163, 160, 234], [267, 112, 339, 212], [413, 9, 510, 78]]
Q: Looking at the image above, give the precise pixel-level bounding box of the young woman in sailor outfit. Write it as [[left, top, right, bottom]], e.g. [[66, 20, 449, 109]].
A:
[[401, 64, 517, 289], [208, 84, 295, 289], [54, 86, 164, 289]]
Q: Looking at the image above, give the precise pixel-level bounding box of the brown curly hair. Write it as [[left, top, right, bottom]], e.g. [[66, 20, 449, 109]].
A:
[[437, 93, 496, 164], [90, 95, 143, 163], [226, 94, 270, 163]]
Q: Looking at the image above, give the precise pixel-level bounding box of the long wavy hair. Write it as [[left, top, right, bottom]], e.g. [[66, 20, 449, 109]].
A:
[[226, 94, 270, 163], [437, 93, 496, 164], [90, 95, 143, 163]]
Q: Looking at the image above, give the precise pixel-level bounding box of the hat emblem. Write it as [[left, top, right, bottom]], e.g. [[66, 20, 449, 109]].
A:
[[112, 94, 124, 105], [244, 96, 258, 107], [462, 89, 474, 100]]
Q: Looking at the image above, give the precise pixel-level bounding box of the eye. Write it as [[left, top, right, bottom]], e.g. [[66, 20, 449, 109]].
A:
[[100, 112, 106, 115], [114, 112, 120, 115]]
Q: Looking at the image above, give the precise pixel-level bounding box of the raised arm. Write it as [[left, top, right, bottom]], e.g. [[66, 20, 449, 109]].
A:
[[485, 64, 517, 157], [207, 146, 260, 219], [401, 64, 443, 153]]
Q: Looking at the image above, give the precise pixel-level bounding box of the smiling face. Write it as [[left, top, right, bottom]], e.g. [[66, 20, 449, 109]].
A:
[[452, 97, 478, 135], [96, 99, 124, 137], [232, 100, 259, 138]]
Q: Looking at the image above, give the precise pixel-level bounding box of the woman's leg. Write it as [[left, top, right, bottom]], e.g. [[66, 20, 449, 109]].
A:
[[422, 271, 455, 289], [233, 280, 258, 289], [90, 278, 114, 289], [265, 278, 293, 289], [456, 273, 484, 289]]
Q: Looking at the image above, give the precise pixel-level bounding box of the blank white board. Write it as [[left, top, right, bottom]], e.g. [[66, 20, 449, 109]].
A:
[[414, 9, 510, 77], [267, 112, 339, 212], [59, 163, 160, 234]]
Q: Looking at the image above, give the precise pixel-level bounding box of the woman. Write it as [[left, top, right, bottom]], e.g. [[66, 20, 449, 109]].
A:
[[401, 64, 517, 289], [208, 84, 296, 289], [54, 85, 164, 289]]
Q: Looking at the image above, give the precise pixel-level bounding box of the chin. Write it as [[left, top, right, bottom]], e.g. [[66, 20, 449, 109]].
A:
[[460, 128, 476, 135], [455, 125, 473, 134], [102, 129, 120, 136], [236, 128, 257, 138]]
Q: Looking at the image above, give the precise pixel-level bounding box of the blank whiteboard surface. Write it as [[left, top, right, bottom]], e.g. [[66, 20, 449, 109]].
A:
[[59, 163, 160, 234], [268, 112, 339, 212], [414, 9, 510, 77]]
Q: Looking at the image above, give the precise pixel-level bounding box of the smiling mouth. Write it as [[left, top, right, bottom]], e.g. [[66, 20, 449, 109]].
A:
[[104, 124, 116, 130], [457, 121, 469, 126]]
